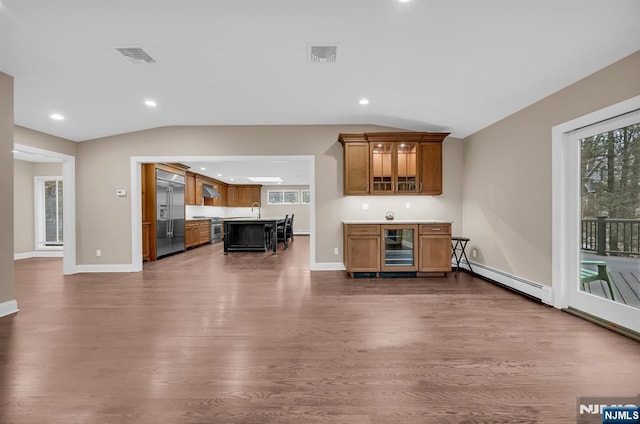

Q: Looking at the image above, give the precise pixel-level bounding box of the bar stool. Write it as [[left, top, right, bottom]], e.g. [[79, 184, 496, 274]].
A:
[[451, 237, 473, 278]]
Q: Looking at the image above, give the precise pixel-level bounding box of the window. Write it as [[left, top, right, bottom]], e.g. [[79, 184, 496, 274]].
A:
[[301, 190, 311, 204], [35, 177, 63, 249], [267, 190, 299, 204]]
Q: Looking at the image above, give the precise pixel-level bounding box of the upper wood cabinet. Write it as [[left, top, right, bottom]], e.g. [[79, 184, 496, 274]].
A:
[[229, 185, 261, 207], [184, 169, 261, 207], [342, 139, 370, 195], [338, 132, 449, 196], [185, 172, 196, 205]]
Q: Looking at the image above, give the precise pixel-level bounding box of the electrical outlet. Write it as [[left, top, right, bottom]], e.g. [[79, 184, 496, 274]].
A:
[[334, 247, 339, 255], [361, 202, 369, 211], [96, 249, 102, 257], [472, 249, 477, 258], [405, 202, 411, 209]]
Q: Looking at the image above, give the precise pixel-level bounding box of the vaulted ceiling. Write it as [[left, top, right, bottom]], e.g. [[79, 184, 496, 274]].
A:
[[1, 0, 639, 142]]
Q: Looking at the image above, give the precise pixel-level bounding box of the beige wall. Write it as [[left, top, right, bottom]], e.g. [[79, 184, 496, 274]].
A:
[[0, 72, 14, 304], [260, 185, 310, 233], [60, 125, 461, 266], [13, 161, 63, 254], [14, 126, 77, 157], [462, 50, 640, 286]]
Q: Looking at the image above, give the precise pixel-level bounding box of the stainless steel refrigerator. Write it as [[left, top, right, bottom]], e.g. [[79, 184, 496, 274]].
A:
[[156, 169, 185, 258]]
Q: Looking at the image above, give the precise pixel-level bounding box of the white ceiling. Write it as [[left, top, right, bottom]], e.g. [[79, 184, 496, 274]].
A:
[[1, 0, 639, 143], [181, 158, 310, 185]]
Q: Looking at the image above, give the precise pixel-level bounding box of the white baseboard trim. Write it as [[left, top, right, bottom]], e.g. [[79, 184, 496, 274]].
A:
[[457, 260, 553, 305], [310, 262, 346, 271], [75, 264, 138, 273], [0, 300, 19, 318], [14, 250, 64, 260]]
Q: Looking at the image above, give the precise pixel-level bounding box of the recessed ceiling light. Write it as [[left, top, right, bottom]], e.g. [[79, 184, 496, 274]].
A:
[[229, 178, 235, 182], [144, 99, 157, 107], [398, 0, 411, 3], [216, 173, 223, 177], [359, 98, 369, 105], [50, 113, 65, 120], [200, 167, 207, 171]]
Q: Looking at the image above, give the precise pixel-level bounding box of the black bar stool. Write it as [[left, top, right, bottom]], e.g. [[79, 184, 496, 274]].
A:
[[451, 237, 473, 278]]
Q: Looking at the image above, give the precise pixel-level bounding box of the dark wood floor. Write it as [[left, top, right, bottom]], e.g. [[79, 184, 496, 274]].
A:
[[3, 237, 639, 423]]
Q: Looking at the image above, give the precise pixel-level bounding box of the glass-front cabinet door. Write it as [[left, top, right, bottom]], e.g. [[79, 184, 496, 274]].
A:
[[371, 142, 394, 193], [380, 225, 418, 271], [396, 142, 418, 193]]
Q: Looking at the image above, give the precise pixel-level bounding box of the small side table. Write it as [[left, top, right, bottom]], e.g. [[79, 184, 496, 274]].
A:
[[451, 237, 473, 278]]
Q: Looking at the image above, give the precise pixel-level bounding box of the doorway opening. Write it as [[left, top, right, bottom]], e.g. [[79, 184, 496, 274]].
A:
[[13, 144, 76, 275], [129, 155, 315, 272]]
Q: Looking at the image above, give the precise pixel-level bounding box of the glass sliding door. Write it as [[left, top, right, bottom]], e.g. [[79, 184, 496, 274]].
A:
[[568, 110, 640, 332]]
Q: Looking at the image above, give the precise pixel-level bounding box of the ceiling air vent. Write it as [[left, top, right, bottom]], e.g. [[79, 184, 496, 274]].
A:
[[115, 47, 156, 64], [308, 45, 337, 63]]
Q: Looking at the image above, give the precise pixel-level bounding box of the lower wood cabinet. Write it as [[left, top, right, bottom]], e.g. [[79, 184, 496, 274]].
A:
[[418, 224, 452, 272], [344, 224, 380, 272], [185, 220, 211, 249], [343, 222, 452, 276]]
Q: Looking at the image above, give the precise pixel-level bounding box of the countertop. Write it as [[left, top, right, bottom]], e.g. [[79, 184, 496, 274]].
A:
[[342, 219, 452, 224], [223, 217, 285, 222]]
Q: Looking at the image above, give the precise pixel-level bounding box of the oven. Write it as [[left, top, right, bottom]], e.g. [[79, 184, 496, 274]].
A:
[[210, 217, 223, 244]]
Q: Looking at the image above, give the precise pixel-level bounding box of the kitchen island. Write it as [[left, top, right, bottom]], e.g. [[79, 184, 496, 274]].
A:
[[223, 217, 286, 254]]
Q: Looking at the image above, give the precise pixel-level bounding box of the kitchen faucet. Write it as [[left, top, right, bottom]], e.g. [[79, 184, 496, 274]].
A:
[[251, 202, 261, 219]]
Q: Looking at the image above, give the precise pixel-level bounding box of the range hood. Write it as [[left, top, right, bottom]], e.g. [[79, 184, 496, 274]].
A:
[[202, 184, 221, 198]]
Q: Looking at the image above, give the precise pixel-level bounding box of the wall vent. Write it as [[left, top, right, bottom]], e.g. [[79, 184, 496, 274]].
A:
[[308, 45, 337, 63], [115, 47, 156, 64]]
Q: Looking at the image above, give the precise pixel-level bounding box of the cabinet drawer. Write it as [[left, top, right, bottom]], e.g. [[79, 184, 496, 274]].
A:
[[419, 224, 451, 235], [346, 224, 380, 236]]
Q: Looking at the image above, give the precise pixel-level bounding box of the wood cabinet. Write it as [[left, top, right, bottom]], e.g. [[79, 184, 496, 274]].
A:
[[185, 169, 260, 208], [338, 132, 449, 196], [185, 172, 196, 205], [418, 224, 452, 272], [185, 219, 211, 249], [343, 224, 380, 273], [227, 185, 261, 207], [342, 140, 370, 195], [344, 222, 451, 276], [142, 222, 150, 262]]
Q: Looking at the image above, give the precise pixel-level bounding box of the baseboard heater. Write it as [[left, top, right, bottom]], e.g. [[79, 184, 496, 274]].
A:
[[456, 267, 544, 304]]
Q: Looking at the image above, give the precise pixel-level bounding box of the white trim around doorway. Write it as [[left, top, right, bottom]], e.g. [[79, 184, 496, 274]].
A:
[[130, 155, 316, 272], [14, 144, 77, 275]]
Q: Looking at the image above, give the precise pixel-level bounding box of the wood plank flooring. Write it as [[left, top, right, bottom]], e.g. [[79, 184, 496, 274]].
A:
[[2, 237, 640, 424]]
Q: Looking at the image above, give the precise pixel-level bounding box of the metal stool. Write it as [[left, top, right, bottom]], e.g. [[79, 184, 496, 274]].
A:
[[451, 237, 473, 278]]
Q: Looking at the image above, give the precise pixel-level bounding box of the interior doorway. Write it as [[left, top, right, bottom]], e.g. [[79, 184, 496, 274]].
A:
[[13, 144, 76, 275], [129, 155, 315, 272]]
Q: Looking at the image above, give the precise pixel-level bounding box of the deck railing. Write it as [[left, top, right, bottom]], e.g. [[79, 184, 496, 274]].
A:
[[581, 216, 640, 257]]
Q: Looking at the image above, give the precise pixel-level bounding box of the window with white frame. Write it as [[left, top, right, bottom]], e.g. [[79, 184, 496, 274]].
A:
[[301, 190, 311, 204], [268, 190, 299, 204], [35, 177, 63, 249]]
